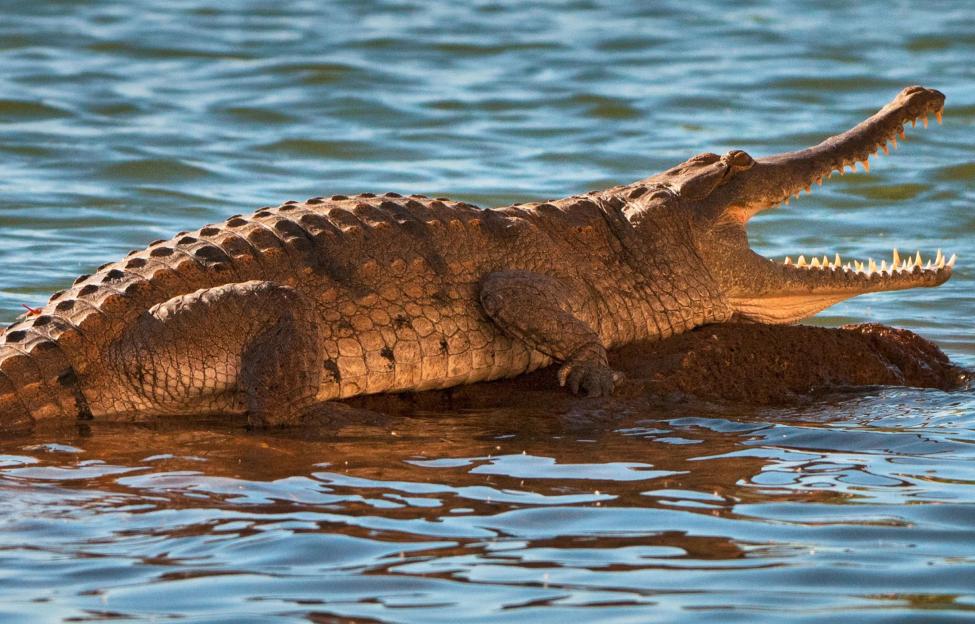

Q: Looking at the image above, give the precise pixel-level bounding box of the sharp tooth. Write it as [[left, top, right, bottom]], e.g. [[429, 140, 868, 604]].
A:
[[850, 162, 857, 173], [892, 248, 900, 268], [881, 143, 889, 155], [834, 253, 842, 267], [899, 127, 906, 140], [925, 260, 932, 269], [805, 184, 811, 193], [855, 260, 863, 272], [822, 255, 830, 268], [811, 257, 821, 268], [869, 258, 877, 274], [922, 115, 929, 128], [784, 256, 792, 265], [914, 251, 922, 267], [843, 263, 851, 271], [797, 255, 807, 267], [947, 253, 957, 268], [911, 117, 917, 128], [862, 159, 870, 173], [816, 176, 823, 186], [784, 197, 790, 205], [890, 135, 897, 149], [936, 110, 943, 124], [936, 249, 944, 266]]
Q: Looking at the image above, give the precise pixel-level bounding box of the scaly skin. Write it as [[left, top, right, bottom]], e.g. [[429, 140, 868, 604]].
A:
[[0, 86, 953, 430]]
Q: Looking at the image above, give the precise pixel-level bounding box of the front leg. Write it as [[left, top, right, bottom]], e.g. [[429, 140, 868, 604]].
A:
[[479, 271, 617, 397]]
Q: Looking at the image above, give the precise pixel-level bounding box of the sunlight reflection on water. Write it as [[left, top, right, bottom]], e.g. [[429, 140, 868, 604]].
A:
[[1, 0, 974, 621]]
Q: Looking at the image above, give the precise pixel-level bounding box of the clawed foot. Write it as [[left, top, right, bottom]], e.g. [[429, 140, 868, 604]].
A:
[[557, 361, 622, 398]]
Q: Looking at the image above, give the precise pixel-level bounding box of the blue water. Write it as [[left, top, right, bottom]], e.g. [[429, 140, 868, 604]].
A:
[[1, 1, 974, 621]]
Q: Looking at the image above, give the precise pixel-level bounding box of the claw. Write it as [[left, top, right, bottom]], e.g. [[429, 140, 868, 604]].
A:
[[558, 361, 617, 398], [569, 371, 582, 395]]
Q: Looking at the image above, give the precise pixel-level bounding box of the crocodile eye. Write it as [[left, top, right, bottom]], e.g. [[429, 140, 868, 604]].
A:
[[726, 150, 755, 169]]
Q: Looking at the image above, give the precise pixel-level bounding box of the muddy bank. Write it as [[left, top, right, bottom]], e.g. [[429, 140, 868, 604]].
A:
[[349, 323, 969, 412]]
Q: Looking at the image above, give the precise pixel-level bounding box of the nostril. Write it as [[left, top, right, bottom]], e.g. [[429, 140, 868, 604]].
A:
[[899, 85, 943, 103], [896, 86, 945, 115]]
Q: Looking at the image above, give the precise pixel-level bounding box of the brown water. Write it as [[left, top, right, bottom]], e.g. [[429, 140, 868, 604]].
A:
[[1, 1, 975, 621]]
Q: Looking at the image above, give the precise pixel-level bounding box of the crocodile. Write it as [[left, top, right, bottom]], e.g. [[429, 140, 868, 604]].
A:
[[0, 86, 953, 431]]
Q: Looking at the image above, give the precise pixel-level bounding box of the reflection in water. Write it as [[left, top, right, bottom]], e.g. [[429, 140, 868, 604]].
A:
[[1, 0, 975, 620], [2, 389, 975, 620]]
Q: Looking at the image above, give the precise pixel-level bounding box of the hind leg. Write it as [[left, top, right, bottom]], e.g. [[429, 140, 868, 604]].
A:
[[237, 294, 326, 427], [105, 280, 324, 427]]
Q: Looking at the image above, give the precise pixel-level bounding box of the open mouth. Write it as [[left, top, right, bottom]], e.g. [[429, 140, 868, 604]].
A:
[[720, 86, 953, 323], [755, 86, 954, 293]]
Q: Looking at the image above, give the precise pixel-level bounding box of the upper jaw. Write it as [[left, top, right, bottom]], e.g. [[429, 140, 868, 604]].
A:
[[718, 85, 954, 304], [721, 86, 946, 221]]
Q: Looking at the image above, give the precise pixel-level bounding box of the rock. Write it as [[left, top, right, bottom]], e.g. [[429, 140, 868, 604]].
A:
[[347, 323, 968, 412]]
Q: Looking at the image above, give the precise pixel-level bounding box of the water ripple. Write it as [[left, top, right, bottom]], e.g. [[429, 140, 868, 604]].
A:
[[0, 0, 974, 621]]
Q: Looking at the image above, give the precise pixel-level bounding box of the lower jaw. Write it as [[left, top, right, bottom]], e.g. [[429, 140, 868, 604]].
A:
[[729, 293, 855, 324]]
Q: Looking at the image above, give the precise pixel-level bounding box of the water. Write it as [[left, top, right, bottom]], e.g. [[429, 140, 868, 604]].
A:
[[1, 1, 974, 621]]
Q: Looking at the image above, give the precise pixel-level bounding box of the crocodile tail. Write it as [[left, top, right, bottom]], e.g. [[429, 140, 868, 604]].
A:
[[0, 364, 32, 432], [0, 329, 86, 432]]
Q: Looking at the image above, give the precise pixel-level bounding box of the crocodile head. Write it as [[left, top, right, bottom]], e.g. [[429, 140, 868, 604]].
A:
[[621, 86, 952, 323]]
